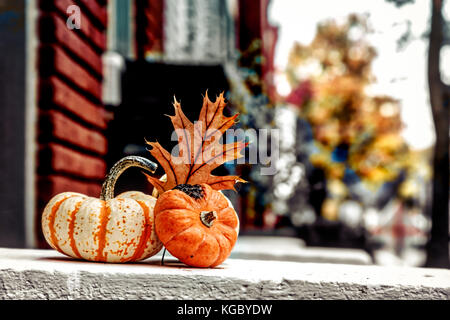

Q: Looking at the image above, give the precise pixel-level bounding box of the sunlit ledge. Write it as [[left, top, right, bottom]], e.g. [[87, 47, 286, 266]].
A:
[[0, 247, 449, 300]]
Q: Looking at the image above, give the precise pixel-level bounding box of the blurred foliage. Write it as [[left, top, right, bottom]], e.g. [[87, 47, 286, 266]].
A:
[[226, 38, 277, 228], [385, 0, 416, 7], [284, 14, 430, 221]]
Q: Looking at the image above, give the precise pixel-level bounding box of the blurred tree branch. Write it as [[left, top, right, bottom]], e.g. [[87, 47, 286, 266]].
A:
[[387, 0, 449, 268], [425, 0, 449, 268]]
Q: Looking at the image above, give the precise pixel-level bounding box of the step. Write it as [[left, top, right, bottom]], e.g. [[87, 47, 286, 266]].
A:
[[0, 248, 448, 299]]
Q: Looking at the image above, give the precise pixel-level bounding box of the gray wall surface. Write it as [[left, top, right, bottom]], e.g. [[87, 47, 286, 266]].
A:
[[0, 0, 26, 247]]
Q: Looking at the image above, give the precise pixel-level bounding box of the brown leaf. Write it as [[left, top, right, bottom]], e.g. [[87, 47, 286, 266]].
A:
[[146, 92, 247, 194]]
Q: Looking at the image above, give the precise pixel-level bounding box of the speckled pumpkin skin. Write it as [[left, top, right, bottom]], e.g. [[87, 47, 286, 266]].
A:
[[154, 184, 239, 268], [42, 191, 163, 263]]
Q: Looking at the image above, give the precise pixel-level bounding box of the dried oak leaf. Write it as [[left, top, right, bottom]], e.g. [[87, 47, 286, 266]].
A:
[[146, 92, 247, 194]]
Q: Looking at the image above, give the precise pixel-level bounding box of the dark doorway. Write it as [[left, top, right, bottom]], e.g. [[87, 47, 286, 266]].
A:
[[106, 60, 231, 196]]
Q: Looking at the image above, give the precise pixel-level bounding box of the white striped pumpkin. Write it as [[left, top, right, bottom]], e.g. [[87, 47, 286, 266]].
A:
[[41, 156, 163, 263]]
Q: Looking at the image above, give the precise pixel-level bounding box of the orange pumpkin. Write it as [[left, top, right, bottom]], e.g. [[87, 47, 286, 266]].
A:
[[146, 93, 247, 268], [154, 184, 239, 267]]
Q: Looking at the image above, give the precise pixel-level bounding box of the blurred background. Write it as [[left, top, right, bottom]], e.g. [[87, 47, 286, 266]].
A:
[[0, 0, 448, 268]]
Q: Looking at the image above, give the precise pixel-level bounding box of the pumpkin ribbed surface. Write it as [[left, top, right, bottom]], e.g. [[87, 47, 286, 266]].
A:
[[154, 184, 239, 268], [42, 191, 162, 263]]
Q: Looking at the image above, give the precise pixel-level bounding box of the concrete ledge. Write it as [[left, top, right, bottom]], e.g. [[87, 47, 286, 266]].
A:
[[229, 236, 373, 265], [0, 248, 449, 300]]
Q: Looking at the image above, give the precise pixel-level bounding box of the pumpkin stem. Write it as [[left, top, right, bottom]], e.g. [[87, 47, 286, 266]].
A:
[[200, 211, 217, 228], [100, 156, 158, 201]]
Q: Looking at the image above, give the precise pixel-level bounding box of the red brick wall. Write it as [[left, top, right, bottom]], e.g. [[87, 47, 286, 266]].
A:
[[36, 0, 109, 248]]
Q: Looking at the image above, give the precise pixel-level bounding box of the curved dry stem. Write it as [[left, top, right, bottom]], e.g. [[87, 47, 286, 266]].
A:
[[100, 156, 158, 201]]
